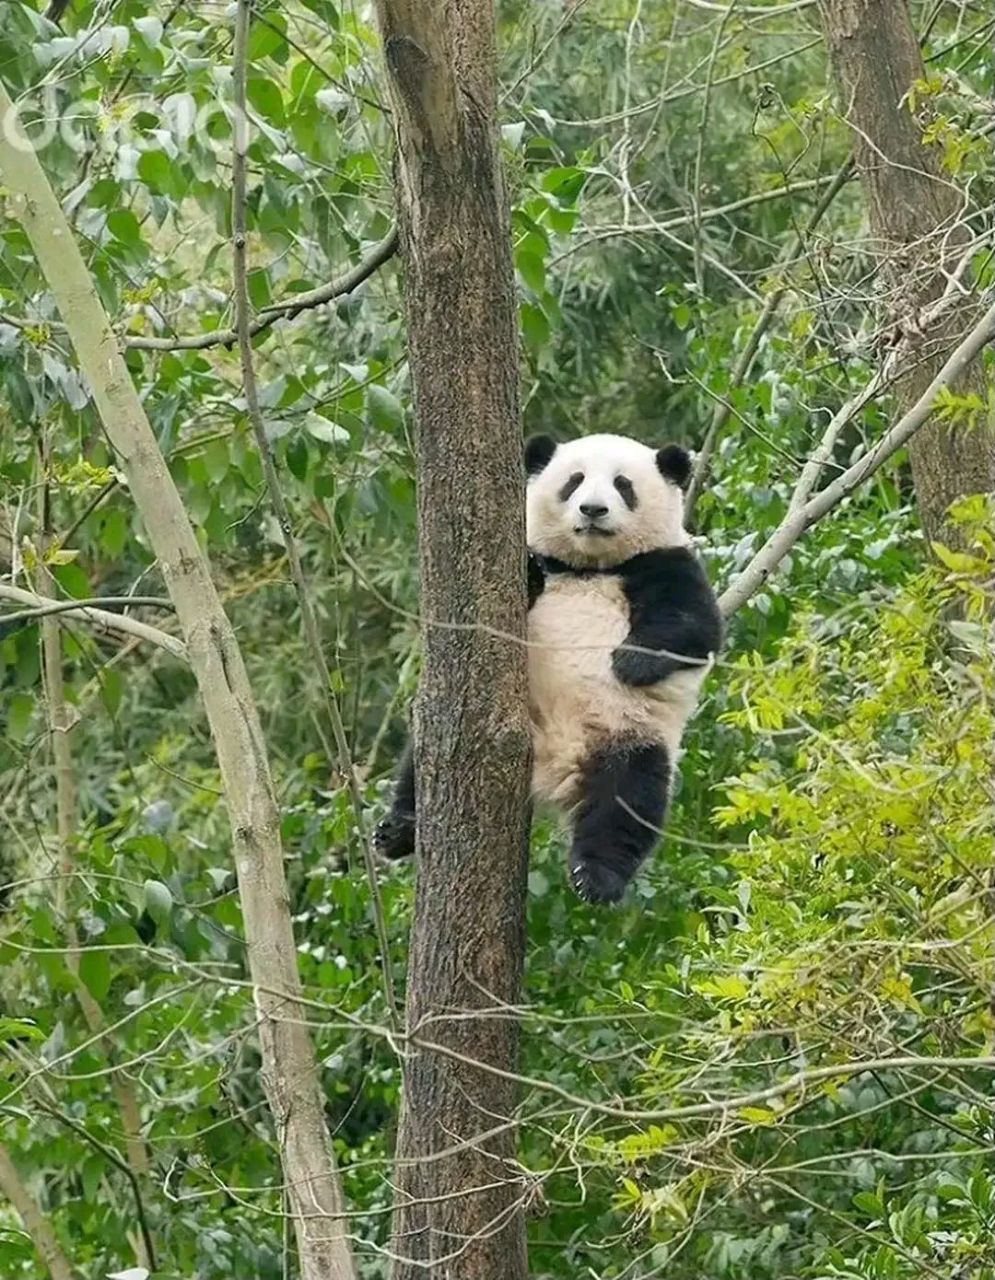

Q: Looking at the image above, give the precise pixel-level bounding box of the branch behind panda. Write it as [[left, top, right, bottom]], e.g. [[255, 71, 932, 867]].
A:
[[719, 295, 995, 617]]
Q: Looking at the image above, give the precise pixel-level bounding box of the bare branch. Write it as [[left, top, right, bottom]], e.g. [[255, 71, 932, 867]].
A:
[[1, 594, 172, 628], [549, 175, 845, 269], [719, 296, 995, 617], [0, 585, 185, 659], [124, 229, 398, 353], [685, 158, 855, 517]]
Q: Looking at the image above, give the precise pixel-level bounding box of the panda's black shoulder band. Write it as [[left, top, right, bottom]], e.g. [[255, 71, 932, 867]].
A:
[[533, 554, 616, 578]]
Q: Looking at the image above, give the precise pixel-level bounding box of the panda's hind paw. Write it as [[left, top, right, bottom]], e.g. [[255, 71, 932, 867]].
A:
[[569, 859, 629, 906], [372, 813, 415, 861]]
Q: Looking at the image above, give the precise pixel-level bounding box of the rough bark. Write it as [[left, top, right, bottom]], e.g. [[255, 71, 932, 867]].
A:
[[0, 80, 356, 1280], [817, 0, 995, 545], [373, 4, 533, 1278]]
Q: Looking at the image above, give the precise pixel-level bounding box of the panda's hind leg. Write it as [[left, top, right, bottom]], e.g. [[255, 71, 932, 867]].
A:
[[569, 741, 668, 905], [372, 738, 416, 860]]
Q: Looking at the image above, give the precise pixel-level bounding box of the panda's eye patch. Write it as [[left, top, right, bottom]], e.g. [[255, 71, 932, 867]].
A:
[[558, 472, 584, 502], [614, 475, 637, 510]]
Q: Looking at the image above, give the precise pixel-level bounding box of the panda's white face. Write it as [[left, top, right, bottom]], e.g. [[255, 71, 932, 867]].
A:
[[526, 433, 691, 568]]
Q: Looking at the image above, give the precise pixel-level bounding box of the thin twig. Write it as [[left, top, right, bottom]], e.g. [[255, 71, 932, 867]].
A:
[[719, 294, 995, 616], [0, 585, 185, 658], [549, 175, 840, 269], [125, 230, 397, 353], [232, 0, 399, 1027], [685, 158, 856, 517], [1, 594, 172, 629]]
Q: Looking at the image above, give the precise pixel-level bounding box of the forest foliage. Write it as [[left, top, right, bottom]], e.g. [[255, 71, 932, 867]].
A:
[[1, 0, 994, 1277]]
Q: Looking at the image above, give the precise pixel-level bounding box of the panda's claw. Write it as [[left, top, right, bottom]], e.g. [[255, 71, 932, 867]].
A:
[[372, 813, 415, 861], [569, 858, 628, 906]]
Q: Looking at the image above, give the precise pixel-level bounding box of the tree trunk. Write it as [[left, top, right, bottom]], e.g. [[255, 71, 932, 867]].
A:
[[373, 4, 533, 1279], [0, 80, 356, 1280], [817, 0, 995, 545], [0, 1145, 76, 1280]]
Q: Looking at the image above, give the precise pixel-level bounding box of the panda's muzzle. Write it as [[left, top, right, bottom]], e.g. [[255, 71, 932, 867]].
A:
[[575, 500, 616, 536]]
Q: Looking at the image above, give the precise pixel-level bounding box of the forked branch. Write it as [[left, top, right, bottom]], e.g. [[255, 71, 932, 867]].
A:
[[720, 296, 995, 617]]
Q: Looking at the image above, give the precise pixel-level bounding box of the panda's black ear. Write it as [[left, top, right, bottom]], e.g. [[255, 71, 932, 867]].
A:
[[525, 434, 558, 476], [656, 444, 692, 490]]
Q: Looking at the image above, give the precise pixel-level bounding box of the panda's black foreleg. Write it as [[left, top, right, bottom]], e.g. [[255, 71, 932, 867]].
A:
[[372, 738, 416, 859], [569, 742, 669, 905], [527, 551, 546, 610]]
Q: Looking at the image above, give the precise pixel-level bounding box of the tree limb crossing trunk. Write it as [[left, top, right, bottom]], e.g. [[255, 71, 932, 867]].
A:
[[0, 79, 356, 1280], [817, 0, 995, 545], [373, 3, 533, 1278]]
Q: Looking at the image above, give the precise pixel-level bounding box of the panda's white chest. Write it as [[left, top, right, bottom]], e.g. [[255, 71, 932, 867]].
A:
[[528, 576, 638, 803], [528, 574, 629, 713]]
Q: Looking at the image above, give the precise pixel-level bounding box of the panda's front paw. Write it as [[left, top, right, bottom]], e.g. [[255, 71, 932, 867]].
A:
[[372, 812, 415, 861], [612, 646, 669, 687], [569, 857, 629, 906]]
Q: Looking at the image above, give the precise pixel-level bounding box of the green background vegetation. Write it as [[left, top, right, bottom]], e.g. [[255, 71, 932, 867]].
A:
[[1, 0, 994, 1276]]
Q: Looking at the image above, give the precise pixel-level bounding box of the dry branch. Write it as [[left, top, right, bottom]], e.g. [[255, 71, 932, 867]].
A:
[[0, 585, 185, 658], [124, 229, 397, 353], [720, 295, 995, 617]]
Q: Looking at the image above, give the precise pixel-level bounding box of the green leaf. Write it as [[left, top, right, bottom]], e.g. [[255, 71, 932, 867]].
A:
[[0, 1017, 43, 1044], [202, 437, 230, 484], [100, 667, 123, 718], [7, 692, 34, 742], [931, 541, 988, 574], [143, 879, 173, 924], [137, 150, 173, 196], [306, 413, 349, 444], [79, 948, 111, 1002], [738, 1106, 776, 1126], [286, 435, 309, 480], [541, 166, 587, 201], [248, 77, 286, 127], [248, 268, 272, 310], [51, 561, 90, 600], [517, 250, 545, 295], [520, 302, 549, 352], [100, 509, 128, 558], [672, 302, 692, 330], [853, 1190, 885, 1218], [527, 870, 549, 897], [694, 973, 750, 1000], [366, 384, 404, 432], [248, 15, 286, 61], [107, 209, 142, 245]]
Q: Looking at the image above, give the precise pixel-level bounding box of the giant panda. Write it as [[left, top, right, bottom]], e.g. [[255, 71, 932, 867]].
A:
[[373, 432, 723, 904]]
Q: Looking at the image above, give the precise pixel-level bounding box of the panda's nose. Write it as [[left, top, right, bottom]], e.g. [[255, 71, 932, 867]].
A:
[[580, 501, 609, 519]]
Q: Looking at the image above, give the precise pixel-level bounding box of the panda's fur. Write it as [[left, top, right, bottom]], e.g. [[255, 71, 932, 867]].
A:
[[373, 432, 723, 904]]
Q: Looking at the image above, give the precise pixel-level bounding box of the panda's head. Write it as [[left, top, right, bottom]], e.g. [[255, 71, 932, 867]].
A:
[[525, 432, 691, 568]]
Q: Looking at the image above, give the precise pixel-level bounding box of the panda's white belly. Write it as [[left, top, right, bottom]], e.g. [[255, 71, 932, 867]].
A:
[[527, 575, 703, 809]]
